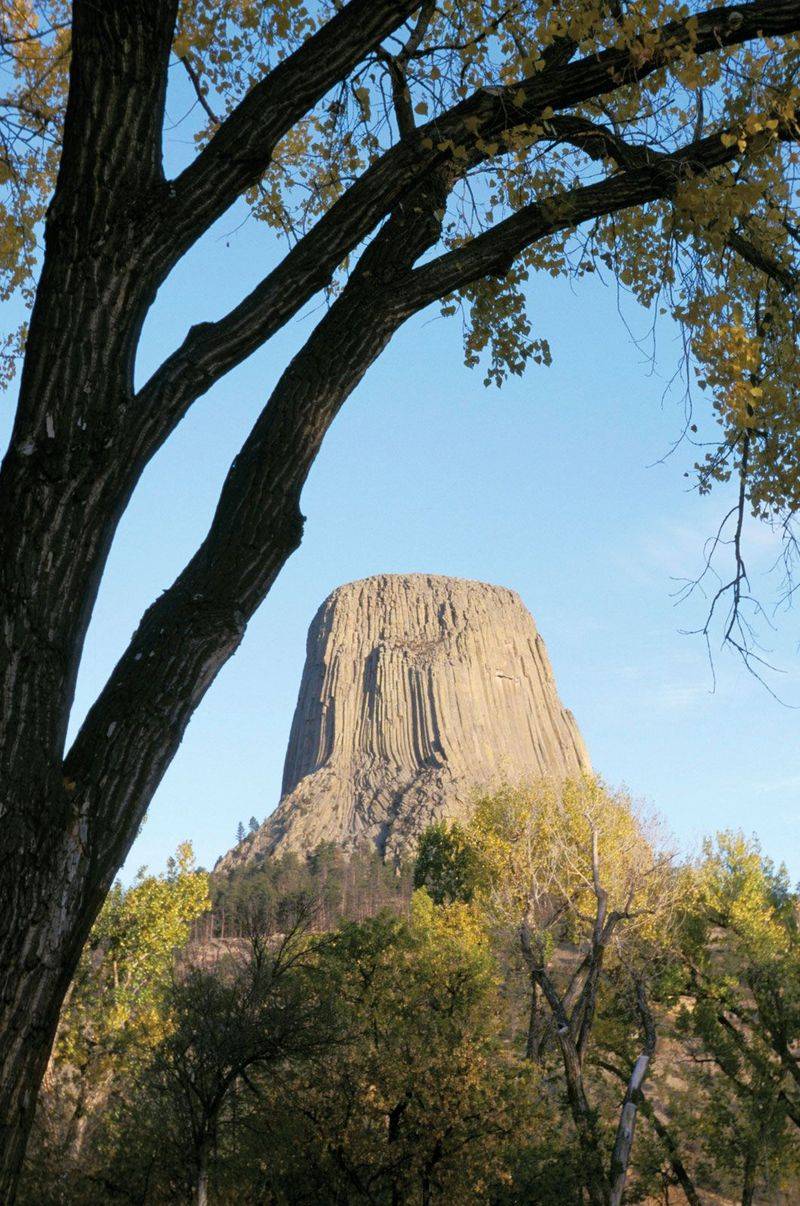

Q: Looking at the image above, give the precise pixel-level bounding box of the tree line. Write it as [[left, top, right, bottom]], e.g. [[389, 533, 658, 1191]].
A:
[[196, 841, 414, 942], [18, 778, 800, 1204]]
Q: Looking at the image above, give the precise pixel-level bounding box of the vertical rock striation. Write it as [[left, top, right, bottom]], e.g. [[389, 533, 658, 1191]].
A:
[[223, 574, 589, 867]]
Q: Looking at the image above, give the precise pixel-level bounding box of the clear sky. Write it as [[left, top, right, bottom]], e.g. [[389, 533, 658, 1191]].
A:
[[3, 73, 799, 884]]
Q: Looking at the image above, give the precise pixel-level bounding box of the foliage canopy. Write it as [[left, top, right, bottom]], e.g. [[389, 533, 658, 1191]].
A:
[[3, 0, 800, 601], [24, 802, 800, 1204]]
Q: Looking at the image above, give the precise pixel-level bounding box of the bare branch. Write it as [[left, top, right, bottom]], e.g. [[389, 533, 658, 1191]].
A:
[[180, 54, 220, 127], [608, 979, 657, 1206]]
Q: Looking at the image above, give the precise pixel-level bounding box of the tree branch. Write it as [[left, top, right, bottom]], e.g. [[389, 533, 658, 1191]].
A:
[[18, 0, 798, 1036], [180, 54, 220, 126], [404, 123, 792, 309], [575, 828, 611, 1060], [63, 119, 800, 896], [63, 169, 453, 888], [608, 980, 657, 1206], [520, 919, 609, 1205], [135, 2, 800, 473], [726, 228, 798, 293], [545, 113, 667, 172], [375, 0, 436, 138], [157, 0, 423, 264], [547, 113, 799, 294]]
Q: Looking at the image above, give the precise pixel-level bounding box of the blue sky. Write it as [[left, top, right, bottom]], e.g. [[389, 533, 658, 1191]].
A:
[[3, 75, 799, 883]]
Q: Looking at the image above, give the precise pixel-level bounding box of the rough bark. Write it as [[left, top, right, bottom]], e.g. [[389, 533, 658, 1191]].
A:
[[0, 165, 449, 1189], [0, 3, 180, 1189]]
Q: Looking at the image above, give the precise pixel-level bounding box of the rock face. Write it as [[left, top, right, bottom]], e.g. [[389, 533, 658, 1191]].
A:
[[222, 574, 589, 868]]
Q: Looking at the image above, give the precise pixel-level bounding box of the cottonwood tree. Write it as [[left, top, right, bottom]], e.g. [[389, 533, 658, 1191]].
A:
[[685, 832, 800, 1120], [252, 894, 535, 1205], [672, 832, 800, 1200], [457, 780, 676, 1206], [2, 0, 800, 1191], [20, 846, 209, 1202]]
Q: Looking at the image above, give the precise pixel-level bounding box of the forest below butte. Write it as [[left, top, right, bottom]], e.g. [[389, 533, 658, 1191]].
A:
[[20, 784, 800, 1204]]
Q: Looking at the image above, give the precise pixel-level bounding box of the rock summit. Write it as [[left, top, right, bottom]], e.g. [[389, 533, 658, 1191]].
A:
[[221, 574, 589, 867]]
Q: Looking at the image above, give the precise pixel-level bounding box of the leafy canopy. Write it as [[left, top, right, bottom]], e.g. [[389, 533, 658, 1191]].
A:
[[57, 842, 210, 1071], [463, 778, 675, 945], [3, 1, 800, 642]]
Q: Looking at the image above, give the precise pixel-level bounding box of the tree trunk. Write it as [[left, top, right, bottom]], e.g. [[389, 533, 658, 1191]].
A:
[[0, 988, 64, 1202], [9, 0, 779, 1192], [0, 818, 116, 1198], [0, 151, 449, 1196], [525, 974, 541, 1060], [195, 1136, 210, 1206], [608, 1054, 652, 1206], [520, 925, 610, 1205], [609, 983, 657, 1206], [0, 0, 179, 1192], [741, 1149, 757, 1206], [555, 1028, 610, 1206]]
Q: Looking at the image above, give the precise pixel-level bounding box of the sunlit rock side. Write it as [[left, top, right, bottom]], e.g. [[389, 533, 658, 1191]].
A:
[[220, 574, 590, 868]]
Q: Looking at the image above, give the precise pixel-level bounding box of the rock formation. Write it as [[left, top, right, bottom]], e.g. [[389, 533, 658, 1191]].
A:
[[221, 574, 589, 868]]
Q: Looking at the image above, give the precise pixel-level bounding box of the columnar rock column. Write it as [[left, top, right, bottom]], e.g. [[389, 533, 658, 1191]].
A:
[[224, 574, 589, 866]]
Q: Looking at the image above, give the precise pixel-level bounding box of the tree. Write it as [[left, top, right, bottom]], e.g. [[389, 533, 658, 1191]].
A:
[[22, 900, 331, 1206], [446, 779, 677, 1205], [141, 908, 327, 1206], [252, 892, 537, 1204], [236, 821, 246, 845], [212, 842, 414, 934], [3, 0, 800, 1189], [413, 820, 483, 905], [671, 832, 800, 1201], [20, 844, 209, 1202]]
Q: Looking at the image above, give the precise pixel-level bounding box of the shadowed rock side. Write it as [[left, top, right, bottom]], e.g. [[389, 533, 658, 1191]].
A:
[[222, 574, 590, 867]]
